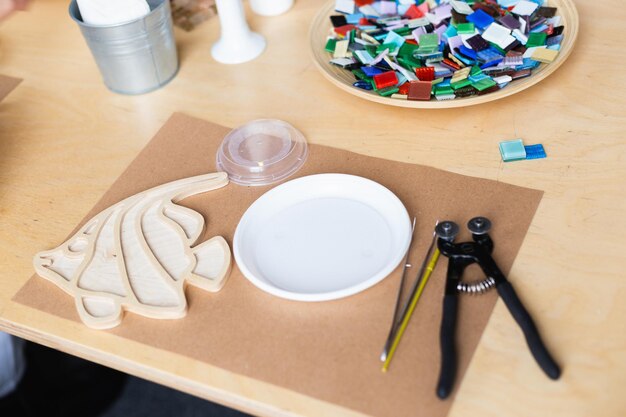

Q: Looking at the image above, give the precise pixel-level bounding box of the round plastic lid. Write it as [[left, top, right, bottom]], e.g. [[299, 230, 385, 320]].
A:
[[216, 119, 308, 186]]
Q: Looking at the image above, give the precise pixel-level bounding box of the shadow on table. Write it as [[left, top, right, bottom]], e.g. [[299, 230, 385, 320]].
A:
[[0, 341, 251, 417]]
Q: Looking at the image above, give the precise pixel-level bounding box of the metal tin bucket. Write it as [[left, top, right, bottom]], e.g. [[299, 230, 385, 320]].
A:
[[69, 0, 179, 95]]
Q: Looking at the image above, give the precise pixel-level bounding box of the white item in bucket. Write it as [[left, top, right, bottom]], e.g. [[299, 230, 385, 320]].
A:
[[77, 0, 151, 26]]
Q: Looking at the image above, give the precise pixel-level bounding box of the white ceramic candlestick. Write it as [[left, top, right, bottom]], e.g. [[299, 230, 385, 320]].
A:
[[250, 0, 294, 16], [211, 0, 266, 64]]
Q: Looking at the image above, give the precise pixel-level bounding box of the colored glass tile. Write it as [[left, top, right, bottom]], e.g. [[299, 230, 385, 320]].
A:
[[477, 47, 503, 63], [480, 59, 503, 69], [323, 0, 565, 102], [530, 47, 559, 63], [373, 70, 399, 89], [456, 22, 475, 34], [451, 78, 472, 90], [362, 66, 384, 76], [466, 9, 495, 29], [334, 24, 357, 36], [451, 9, 467, 24], [325, 38, 337, 53], [346, 12, 364, 24], [473, 2, 500, 17], [546, 35, 563, 47], [351, 68, 370, 81], [398, 42, 419, 59], [355, 50, 375, 64], [537, 7, 557, 18], [450, 0, 474, 15], [472, 77, 497, 91], [333, 39, 350, 58], [353, 80, 373, 90], [335, 0, 356, 14], [376, 43, 398, 54], [511, 1, 538, 16], [415, 66, 435, 81], [330, 15, 348, 27], [466, 35, 490, 52], [549, 26, 564, 37], [526, 32, 547, 48], [419, 33, 440, 49], [498, 14, 521, 30], [524, 144, 547, 159], [407, 81, 432, 100], [405, 4, 424, 19], [499, 139, 527, 162], [441, 58, 461, 71], [454, 85, 477, 97], [511, 69, 532, 79], [434, 84, 455, 96], [459, 45, 478, 60], [383, 30, 406, 49], [377, 85, 399, 96]]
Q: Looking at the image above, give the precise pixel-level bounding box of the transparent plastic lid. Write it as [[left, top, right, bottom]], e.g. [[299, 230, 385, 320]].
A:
[[216, 119, 308, 186]]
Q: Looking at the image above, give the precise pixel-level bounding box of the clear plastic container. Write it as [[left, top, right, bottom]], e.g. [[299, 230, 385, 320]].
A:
[[216, 119, 308, 186]]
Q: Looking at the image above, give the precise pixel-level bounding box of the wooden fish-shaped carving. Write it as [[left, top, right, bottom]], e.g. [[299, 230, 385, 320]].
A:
[[33, 173, 232, 329]]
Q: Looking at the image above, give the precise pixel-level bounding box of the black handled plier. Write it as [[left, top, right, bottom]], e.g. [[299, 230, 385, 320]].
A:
[[435, 217, 561, 399]]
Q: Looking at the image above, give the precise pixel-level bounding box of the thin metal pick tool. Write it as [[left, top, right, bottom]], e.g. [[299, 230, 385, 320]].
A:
[[380, 221, 440, 371], [380, 217, 416, 363]]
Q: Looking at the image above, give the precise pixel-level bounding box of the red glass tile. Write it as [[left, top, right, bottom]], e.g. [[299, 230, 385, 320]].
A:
[[373, 71, 399, 89], [415, 66, 435, 81], [405, 5, 424, 19]]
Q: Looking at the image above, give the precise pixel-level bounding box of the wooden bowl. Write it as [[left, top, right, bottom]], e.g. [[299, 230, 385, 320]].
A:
[[309, 0, 579, 108]]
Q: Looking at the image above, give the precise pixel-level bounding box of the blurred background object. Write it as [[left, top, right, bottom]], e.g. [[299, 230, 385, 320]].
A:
[[0, 0, 29, 21], [170, 0, 216, 31]]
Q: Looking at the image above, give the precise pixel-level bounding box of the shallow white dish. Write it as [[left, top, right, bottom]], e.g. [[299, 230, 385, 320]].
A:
[[234, 174, 412, 301]]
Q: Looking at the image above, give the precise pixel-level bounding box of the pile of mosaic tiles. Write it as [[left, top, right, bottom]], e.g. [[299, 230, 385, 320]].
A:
[[325, 0, 564, 101]]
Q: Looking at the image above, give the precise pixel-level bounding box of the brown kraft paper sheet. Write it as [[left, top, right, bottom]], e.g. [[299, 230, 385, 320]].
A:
[[14, 113, 544, 417], [0, 74, 22, 102]]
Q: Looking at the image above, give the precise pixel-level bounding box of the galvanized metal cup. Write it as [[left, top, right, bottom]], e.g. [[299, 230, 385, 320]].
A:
[[69, 0, 179, 95]]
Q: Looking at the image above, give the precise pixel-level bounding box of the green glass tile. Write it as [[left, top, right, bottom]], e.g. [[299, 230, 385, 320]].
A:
[[392, 27, 413, 36], [325, 38, 337, 53], [526, 32, 547, 48], [398, 43, 419, 59], [416, 46, 439, 55], [419, 33, 439, 49], [397, 56, 422, 69], [456, 22, 475, 34], [470, 65, 483, 76], [351, 69, 370, 81], [451, 78, 472, 89], [378, 86, 400, 96], [472, 77, 497, 91], [435, 85, 455, 96], [377, 43, 397, 54]]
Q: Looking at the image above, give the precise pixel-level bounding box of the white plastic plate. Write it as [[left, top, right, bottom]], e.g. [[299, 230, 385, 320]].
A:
[[234, 174, 412, 301]]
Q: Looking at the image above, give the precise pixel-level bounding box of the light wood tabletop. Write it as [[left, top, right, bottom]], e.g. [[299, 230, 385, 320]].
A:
[[1, 0, 625, 416]]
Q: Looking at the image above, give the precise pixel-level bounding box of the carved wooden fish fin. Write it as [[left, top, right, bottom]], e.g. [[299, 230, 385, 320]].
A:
[[186, 236, 232, 292], [76, 295, 123, 330]]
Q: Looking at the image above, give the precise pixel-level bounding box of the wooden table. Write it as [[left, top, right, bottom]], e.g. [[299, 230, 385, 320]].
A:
[[1, 1, 624, 416]]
